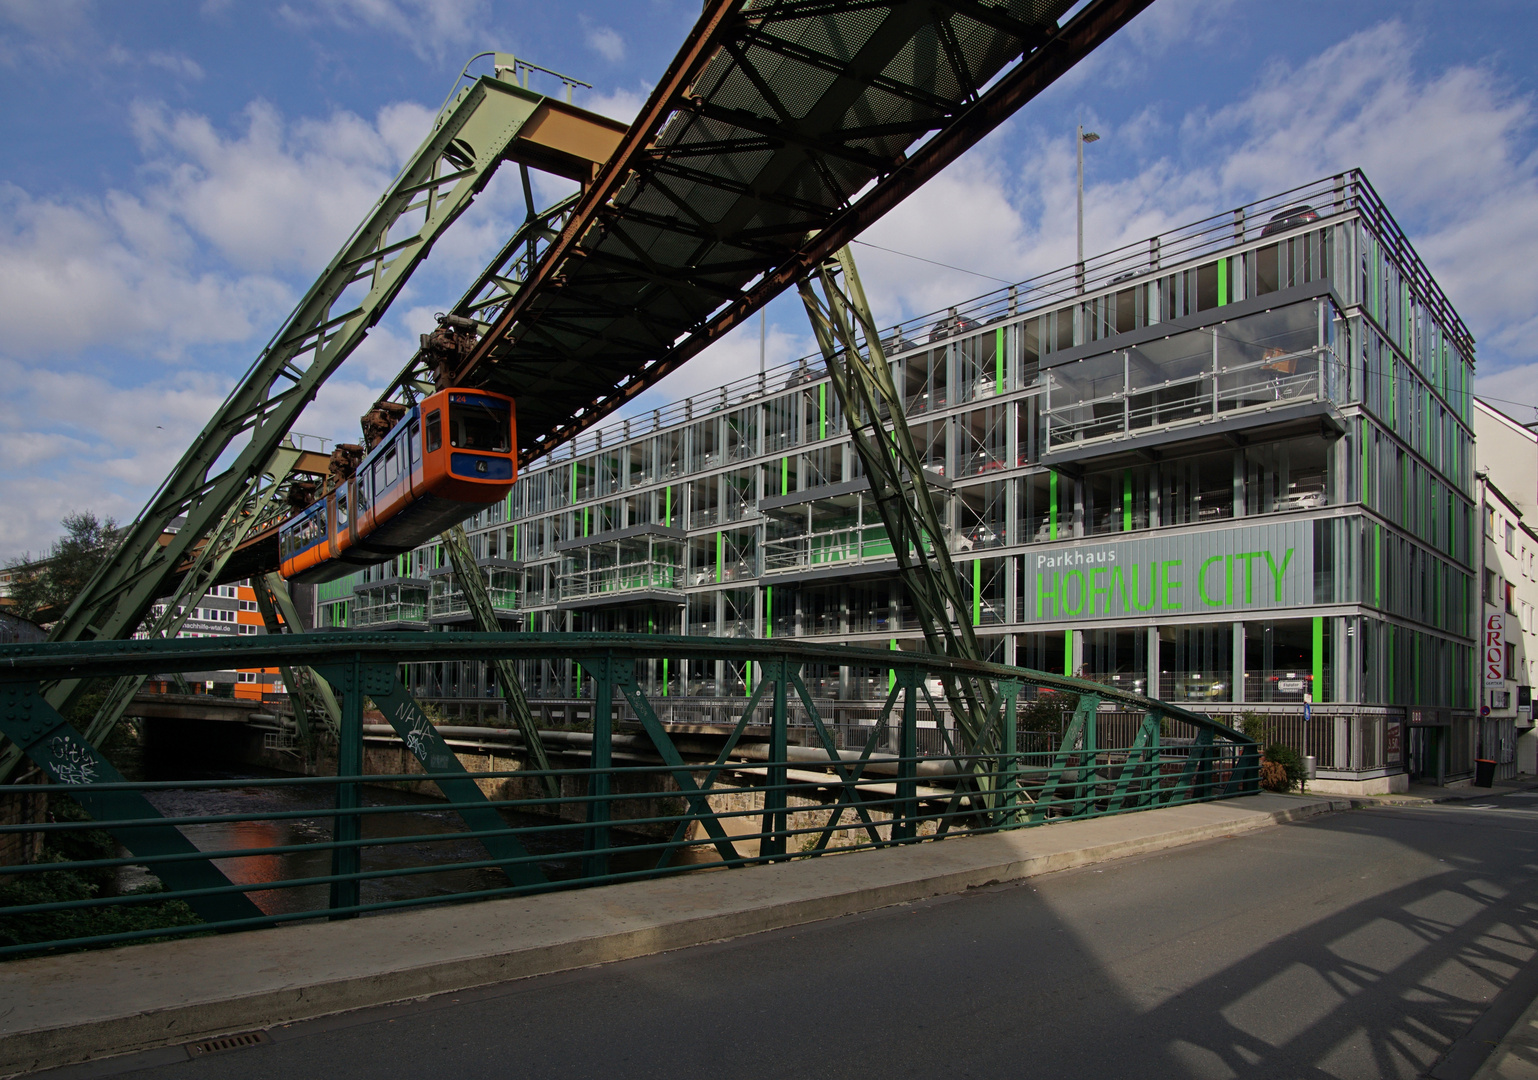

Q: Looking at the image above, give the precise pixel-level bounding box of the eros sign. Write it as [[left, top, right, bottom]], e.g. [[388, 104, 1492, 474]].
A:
[[1484, 613, 1505, 687]]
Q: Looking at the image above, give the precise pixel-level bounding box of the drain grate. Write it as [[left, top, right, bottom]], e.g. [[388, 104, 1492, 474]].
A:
[[185, 1030, 268, 1057]]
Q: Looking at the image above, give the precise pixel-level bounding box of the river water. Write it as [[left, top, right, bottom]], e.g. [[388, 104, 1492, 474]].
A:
[[123, 756, 643, 917]]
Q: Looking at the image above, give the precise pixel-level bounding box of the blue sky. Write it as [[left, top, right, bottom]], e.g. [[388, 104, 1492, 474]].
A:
[[2, 0, 1537, 555]]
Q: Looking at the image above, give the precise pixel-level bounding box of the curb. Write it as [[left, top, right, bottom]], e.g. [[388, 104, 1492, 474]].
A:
[[0, 795, 1348, 1077]]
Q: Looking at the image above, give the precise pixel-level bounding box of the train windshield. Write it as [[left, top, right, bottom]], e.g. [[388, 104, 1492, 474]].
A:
[[449, 396, 511, 452]]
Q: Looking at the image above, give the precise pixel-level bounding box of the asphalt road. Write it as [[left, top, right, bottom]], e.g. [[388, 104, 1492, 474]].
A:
[[46, 791, 1538, 1080]]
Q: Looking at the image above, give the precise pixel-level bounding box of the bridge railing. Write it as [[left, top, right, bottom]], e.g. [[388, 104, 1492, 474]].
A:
[[0, 633, 1256, 958]]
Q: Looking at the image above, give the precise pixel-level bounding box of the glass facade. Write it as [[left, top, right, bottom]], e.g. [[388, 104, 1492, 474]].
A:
[[317, 175, 1478, 781]]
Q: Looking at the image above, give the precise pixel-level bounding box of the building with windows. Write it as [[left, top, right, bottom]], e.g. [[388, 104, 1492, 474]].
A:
[[144, 582, 281, 699], [1473, 399, 1538, 778], [317, 171, 1479, 794]]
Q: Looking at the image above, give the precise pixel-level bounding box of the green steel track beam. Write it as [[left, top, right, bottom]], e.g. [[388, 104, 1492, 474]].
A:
[[41, 74, 561, 715], [439, 524, 558, 799]]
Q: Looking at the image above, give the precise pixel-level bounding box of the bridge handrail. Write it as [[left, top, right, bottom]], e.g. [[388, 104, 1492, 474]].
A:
[[0, 631, 1247, 740]]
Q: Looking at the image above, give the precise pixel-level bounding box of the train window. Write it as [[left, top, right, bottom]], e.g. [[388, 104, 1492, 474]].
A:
[[409, 420, 421, 464], [358, 469, 372, 511], [383, 444, 399, 487], [450, 398, 511, 452], [336, 487, 349, 529], [426, 409, 442, 452]]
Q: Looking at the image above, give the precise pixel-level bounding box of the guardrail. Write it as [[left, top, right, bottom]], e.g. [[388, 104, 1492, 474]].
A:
[[0, 633, 1256, 958]]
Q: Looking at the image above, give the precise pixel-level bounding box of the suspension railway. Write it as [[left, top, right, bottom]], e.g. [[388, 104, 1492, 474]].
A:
[[40, 0, 1156, 704]]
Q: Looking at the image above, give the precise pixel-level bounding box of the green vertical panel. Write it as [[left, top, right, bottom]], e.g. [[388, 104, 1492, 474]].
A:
[[1049, 471, 1059, 540], [512, 523, 519, 561], [1122, 469, 1132, 532], [889, 637, 897, 692], [1217, 257, 1228, 307], [995, 326, 1005, 393], [1374, 523, 1382, 606], [662, 658, 668, 697], [972, 558, 981, 626], [781, 455, 788, 495], [1064, 629, 1073, 677], [765, 586, 772, 639], [570, 462, 577, 504], [1312, 616, 1325, 703], [665, 485, 672, 525], [819, 383, 827, 440]]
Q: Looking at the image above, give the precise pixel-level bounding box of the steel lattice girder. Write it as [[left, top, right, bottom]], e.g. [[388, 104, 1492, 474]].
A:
[[43, 79, 618, 705], [797, 249, 997, 747], [439, 524, 559, 799], [453, 0, 1153, 465], [252, 572, 342, 746]]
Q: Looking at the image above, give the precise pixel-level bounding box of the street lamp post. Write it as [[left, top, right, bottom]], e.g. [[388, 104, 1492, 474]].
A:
[[1077, 125, 1099, 292]]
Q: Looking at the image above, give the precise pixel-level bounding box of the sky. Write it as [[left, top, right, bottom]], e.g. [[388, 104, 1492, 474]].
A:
[[2, 0, 1537, 557]]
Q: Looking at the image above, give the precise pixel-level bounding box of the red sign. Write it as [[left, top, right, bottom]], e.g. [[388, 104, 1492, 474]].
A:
[[1485, 613, 1505, 686]]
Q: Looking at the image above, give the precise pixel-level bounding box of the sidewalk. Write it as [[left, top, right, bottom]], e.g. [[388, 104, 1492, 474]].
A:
[[1474, 991, 1538, 1080], [1354, 774, 1537, 808], [0, 793, 1346, 1077]]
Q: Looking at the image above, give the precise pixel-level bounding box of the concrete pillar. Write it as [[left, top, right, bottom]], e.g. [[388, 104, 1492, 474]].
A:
[[1232, 622, 1246, 704]]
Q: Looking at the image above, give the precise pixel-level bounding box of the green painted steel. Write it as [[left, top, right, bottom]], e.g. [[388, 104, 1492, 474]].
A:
[[0, 684, 263, 925], [313, 660, 545, 889], [798, 247, 999, 758], [254, 572, 342, 745], [42, 75, 553, 695], [440, 524, 558, 799], [0, 631, 1258, 958]]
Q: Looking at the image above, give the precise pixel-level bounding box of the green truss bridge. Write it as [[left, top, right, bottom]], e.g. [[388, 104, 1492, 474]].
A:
[[0, 0, 1274, 956], [0, 633, 1257, 956]]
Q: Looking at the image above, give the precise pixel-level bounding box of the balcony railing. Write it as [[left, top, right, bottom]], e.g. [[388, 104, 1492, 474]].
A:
[[560, 561, 683, 600], [428, 588, 520, 619], [352, 601, 427, 627], [764, 525, 975, 575], [1046, 348, 1329, 451]]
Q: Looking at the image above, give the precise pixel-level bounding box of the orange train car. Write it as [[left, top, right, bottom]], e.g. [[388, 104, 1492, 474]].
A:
[[279, 388, 517, 584]]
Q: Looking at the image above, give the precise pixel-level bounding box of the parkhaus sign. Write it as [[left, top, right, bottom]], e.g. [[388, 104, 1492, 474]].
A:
[[1022, 519, 1315, 623]]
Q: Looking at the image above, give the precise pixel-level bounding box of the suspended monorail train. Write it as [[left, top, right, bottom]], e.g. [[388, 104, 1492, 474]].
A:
[[278, 387, 517, 584]]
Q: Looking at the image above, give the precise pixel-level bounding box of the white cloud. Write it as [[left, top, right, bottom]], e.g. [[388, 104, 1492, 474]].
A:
[[1188, 22, 1538, 368], [0, 95, 443, 363], [104, 43, 204, 80], [278, 0, 488, 61], [584, 22, 625, 64], [580, 85, 648, 125], [0, 0, 93, 37], [129, 99, 411, 274], [0, 181, 292, 358]]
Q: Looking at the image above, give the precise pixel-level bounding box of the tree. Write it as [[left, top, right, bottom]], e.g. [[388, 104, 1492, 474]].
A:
[[5, 512, 121, 624]]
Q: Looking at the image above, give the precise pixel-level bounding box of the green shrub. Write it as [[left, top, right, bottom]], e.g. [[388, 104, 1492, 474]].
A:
[[0, 796, 204, 956], [1262, 741, 1307, 793]]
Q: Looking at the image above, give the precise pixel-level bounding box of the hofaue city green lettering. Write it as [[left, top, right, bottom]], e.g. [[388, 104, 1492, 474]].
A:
[[1033, 548, 1294, 618]]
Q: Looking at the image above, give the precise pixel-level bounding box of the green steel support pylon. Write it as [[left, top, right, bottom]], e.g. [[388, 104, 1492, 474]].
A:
[[0, 442, 309, 780], [40, 72, 557, 719], [440, 524, 559, 799], [798, 247, 1000, 765], [253, 572, 341, 745]]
